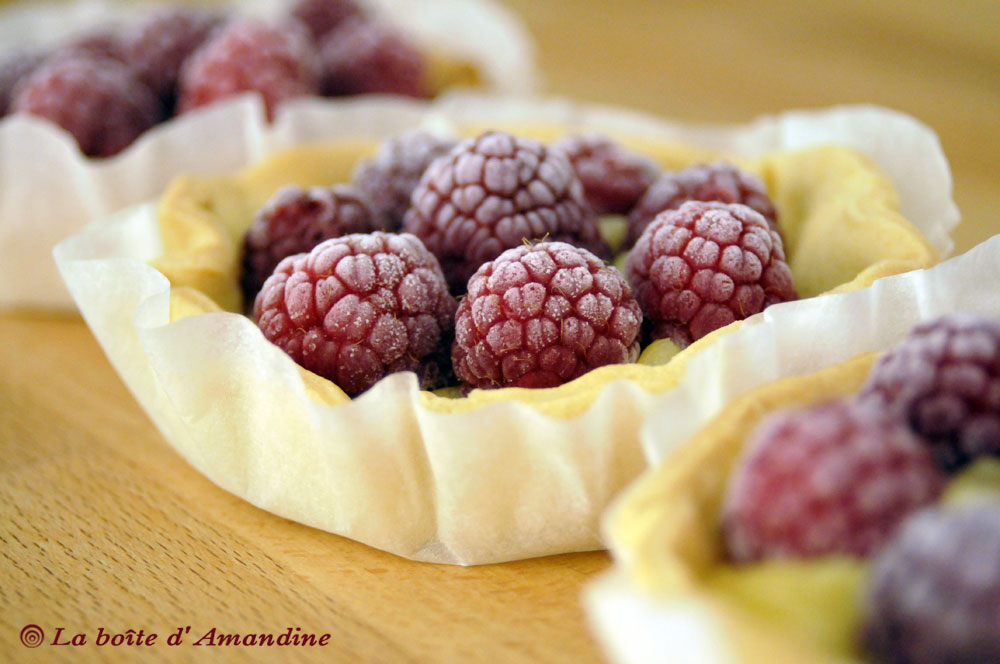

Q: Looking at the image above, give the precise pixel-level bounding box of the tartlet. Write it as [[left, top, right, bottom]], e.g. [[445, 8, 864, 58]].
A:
[[587, 235, 1000, 663], [56, 98, 956, 564]]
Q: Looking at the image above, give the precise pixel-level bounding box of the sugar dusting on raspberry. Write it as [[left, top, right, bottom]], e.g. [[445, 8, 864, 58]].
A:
[[722, 400, 946, 561], [352, 131, 457, 231], [177, 18, 319, 122], [452, 241, 641, 389], [254, 232, 456, 395], [404, 131, 609, 291], [552, 134, 659, 215], [10, 52, 160, 157], [859, 313, 1000, 471], [626, 201, 796, 347], [241, 184, 383, 306], [863, 504, 1000, 664], [628, 161, 779, 248]]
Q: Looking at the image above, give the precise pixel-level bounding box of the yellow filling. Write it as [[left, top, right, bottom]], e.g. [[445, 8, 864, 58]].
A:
[[155, 128, 937, 417]]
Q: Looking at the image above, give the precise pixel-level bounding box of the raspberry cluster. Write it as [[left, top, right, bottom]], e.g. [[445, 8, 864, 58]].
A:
[[0, 1, 441, 158]]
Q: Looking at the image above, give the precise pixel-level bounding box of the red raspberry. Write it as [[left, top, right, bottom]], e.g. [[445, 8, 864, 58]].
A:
[[254, 232, 457, 396], [863, 504, 1000, 664], [121, 7, 221, 105], [403, 131, 610, 291], [552, 134, 659, 216], [625, 201, 796, 347], [318, 16, 429, 98], [858, 313, 1000, 471], [628, 161, 779, 248], [0, 47, 48, 116], [291, 0, 363, 42], [177, 18, 320, 122], [352, 130, 458, 231], [452, 242, 642, 389], [62, 29, 126, 63], [241, 184, 383, 306], [10, 53, 160, 158], [722, 401, 946, 562]]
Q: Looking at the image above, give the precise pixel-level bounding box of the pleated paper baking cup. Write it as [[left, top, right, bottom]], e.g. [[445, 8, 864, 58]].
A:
[[586, 235, 1000, 663], [56, 97, 955, 564], [0, 0, 537, 309]]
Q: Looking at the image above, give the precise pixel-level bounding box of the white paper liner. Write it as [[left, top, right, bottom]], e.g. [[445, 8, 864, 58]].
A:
[[0, 0, 538, 309], [54, 98, 959, 565], [585, 235, 1000, 663]]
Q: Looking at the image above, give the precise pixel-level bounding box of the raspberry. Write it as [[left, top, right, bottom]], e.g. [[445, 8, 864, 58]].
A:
[[722, 401, 946, 562], [241, 185, 383, 306], [121, 7, 220, 105], [452, 242, 642, 389], [403, 131, 610, 291], [625, 201, 796, 347], [858, 313, 1000, 471], [254, 232, 457, 396], [863, 504, 1000, 664], [628, 161, 779, 248], [318, 16, 429, 98], [552, 134, 659, 216], [10, 53, 159, 158], [351, 130, 458, 231], [291, 0, 363, 42], [0, 47, 48, 116], [178, 18, 320, 122], [63, 29, 126, 63]]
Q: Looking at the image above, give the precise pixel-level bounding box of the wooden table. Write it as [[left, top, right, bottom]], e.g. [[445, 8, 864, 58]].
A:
[[2, 1, 997, 662]]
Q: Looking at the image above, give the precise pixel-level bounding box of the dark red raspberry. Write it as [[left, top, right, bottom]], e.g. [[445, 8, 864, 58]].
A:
[[352, 130, 458, 231], [863, 504, 1000, 664], [552, 134, 659, 216], [291, 0, 363, 42], [10, 53, 159, 158], [403, 131, 610, 291], [178, 18, 319, 122], [858, 313, 1000, 471], [318, 16, 429, 98], [628, 161, 779, 248], [452, 242, 642, 390], [625, 201, 796, 347], [0, 47, 48, 116], [121, 7, 220, 105], [254, 232, 457, 396], [722, 401, 946, 562], [62, 29, 126, 63], [241, 184, 383, 306]]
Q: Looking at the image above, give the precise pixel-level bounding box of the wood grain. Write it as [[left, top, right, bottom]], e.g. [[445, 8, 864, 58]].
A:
[[2, 1, 998, 662]]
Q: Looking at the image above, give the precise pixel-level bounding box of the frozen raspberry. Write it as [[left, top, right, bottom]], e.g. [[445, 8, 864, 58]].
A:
[[352, 131, 458, 231], [723, 400, 946, 562], [318, 17, 429, 98], [625, 201, 796, 347], [552, 134, 659, 216], [291, 0, 363, 42], [241, 184, 383, 306], [863, 504, 1000, 664], [121, 7, 220, 105], [0, 47, 48, 116], [858, 313, 1000, 471], [628, 162, 779, 248], [10, 53, 159, 158], [254, 232, 457, 396], [178, 18, 320, 122], [63, 29, 126, 63], [403, 131, 610, 291], [452, 242, 641, 389]]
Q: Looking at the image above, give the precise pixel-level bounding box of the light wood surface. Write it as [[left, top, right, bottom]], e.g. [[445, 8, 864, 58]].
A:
[[2, 1, 998, 662]]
